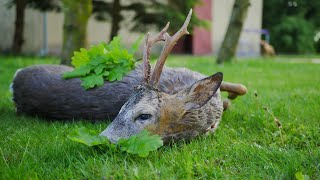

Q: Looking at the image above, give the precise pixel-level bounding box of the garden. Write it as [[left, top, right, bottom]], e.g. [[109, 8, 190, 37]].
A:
[[1, 0, 320, 179], [0, 55, 319, 178]]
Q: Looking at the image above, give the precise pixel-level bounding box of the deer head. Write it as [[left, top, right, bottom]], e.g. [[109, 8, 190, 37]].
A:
[[100, 9, 224, 143]]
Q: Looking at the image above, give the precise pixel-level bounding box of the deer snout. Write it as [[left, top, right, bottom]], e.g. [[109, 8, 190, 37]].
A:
[[100, 124, 122, 143], [100, 117, 138, 143]]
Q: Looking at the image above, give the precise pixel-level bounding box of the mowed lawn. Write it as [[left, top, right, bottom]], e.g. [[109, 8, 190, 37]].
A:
[[0, 56, 319, 179]]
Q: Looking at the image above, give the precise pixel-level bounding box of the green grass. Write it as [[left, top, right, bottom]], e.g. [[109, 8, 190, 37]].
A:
[[0, 55, 319, 179]]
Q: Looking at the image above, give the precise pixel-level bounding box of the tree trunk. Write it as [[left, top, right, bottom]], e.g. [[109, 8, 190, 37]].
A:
[[12, 0, 27, 54], [109, 0, 122, 41], [216, 0, 250, 64], [61, 0, 92, 66]]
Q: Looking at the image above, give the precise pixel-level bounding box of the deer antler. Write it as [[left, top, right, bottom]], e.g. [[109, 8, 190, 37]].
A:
[[142, 9, 247, 101], [142, 23, 170, 84], [149, 9, 193, 86], [220, 82, 247, 99]]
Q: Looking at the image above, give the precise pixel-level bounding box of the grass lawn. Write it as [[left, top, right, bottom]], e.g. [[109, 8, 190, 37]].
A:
[[0, 55, 319, 179]]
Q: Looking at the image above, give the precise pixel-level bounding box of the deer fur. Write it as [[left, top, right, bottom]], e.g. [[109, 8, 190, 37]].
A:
[[261, 40, 276, 57], [12, 63, 220, 121], [99, 9, 245, 143], [12, 9, 247, 143], [100, 72, 224, 143]]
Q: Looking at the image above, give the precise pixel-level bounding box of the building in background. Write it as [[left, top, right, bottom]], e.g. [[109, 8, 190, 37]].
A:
[[0, 0, 263, 57]]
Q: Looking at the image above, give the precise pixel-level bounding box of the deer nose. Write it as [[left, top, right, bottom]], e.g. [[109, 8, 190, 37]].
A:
[[100, 130, 119, 144], [99, 125, 120, 144]]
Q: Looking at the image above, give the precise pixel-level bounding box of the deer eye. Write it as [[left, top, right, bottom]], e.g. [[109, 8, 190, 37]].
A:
[[136, 114, 152, 121]]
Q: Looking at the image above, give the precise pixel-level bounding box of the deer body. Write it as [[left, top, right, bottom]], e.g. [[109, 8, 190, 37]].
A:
[[12, 9, 247, 143], [260, 40, 276, 57], [12, 63, 219, 121]]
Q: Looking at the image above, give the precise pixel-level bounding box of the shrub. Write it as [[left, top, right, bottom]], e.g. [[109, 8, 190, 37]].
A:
[[271, 16, 315, 54]]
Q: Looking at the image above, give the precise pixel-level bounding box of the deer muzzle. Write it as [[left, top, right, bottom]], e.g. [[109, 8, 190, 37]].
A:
[[100, 123, 121, 143], [100, 116, 141, 143]]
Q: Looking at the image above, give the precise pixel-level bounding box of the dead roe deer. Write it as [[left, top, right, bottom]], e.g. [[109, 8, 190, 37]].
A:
[[12, 9, 247, 143]]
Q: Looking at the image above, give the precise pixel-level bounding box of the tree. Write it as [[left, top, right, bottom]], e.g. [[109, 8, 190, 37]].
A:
[[7, 0, 60, 54], [8, 0, 206, 64], [11, 0, 27, 54], [263, 0, 320, 53], [92, 0, 207, 41], [92, 0, 146, 40], [216, 0, 250, 64], [60, 0, 92, 65], [8, 0, 93, 64], [132, 0, 207, 34], [109, 0, 121, 40]]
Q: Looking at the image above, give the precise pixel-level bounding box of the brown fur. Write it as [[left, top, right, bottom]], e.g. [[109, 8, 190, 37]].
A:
[[136, 73, 223, 143], [261, 40, 276, 56], [146, 96, 186, 136], [12, 64, 208, 120]]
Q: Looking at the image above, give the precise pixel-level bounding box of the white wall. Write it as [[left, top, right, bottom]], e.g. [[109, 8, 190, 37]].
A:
[[0, 0, 262, 57], [0, 1, 43, 54], [0, 1, 142, 55], [212, 0, 263, 57]]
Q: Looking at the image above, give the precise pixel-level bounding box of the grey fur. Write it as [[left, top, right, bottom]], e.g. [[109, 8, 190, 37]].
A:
[[100, 72, 224, 143], [12, 64, 208, 121], [13, 64, 224, 143]]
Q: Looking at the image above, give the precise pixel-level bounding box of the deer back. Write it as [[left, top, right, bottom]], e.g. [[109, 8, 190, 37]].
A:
[[12, 64, 209, 121]]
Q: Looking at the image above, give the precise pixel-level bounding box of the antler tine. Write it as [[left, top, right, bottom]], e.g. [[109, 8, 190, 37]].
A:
[[150, 9, 193, 85], [220, 82, 247, 99], [142, 33, 151, 84], [142, 23, 170, 84]]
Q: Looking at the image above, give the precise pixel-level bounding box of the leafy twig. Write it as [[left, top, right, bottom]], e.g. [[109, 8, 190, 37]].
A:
[[68, 127, 163, 157], [63, 36, 142, 89]]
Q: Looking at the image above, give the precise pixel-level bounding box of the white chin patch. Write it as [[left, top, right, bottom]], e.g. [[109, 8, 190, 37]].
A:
[[13, 68, 22, 79], [10, 68, 22, 103], [9, 83, 14, 93]]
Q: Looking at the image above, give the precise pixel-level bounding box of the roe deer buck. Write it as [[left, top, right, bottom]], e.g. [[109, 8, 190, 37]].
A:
[[12, 9, 247, 143]]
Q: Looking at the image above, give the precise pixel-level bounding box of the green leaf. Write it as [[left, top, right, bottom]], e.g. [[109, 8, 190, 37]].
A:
[[102, 71, 110, 77], [63, 65, 92, 79], [94, 64, 106, 75], [118, 130, 163, 157], [108, 69, 124, 81], [67, 127, 109, 147], [106, 36, 121, 51], [87, 43, 106, 59], [64, 36, 137, 89], [88, 55, 107, 66], [68, 127, 163, 158], [295, 172, 309, 180], [71, 48, 90, 68], [108, 48, 122, 63], [81, 74, 104, 89]]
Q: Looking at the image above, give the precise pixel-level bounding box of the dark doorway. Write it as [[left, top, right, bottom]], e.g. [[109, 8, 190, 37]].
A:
[[172, 35, 193, 54]]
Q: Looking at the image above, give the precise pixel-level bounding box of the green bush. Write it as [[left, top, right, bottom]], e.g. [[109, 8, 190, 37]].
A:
[[271, 16, 315, 54], [314, 31, 320, 52], [263, 0, 320, 54]]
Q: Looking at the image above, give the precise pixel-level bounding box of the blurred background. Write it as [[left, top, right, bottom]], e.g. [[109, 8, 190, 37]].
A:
[[0, 0, 319, 62]]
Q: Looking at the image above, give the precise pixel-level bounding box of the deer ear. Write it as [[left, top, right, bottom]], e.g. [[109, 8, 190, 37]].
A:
[[180, 72, 223, 111]]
